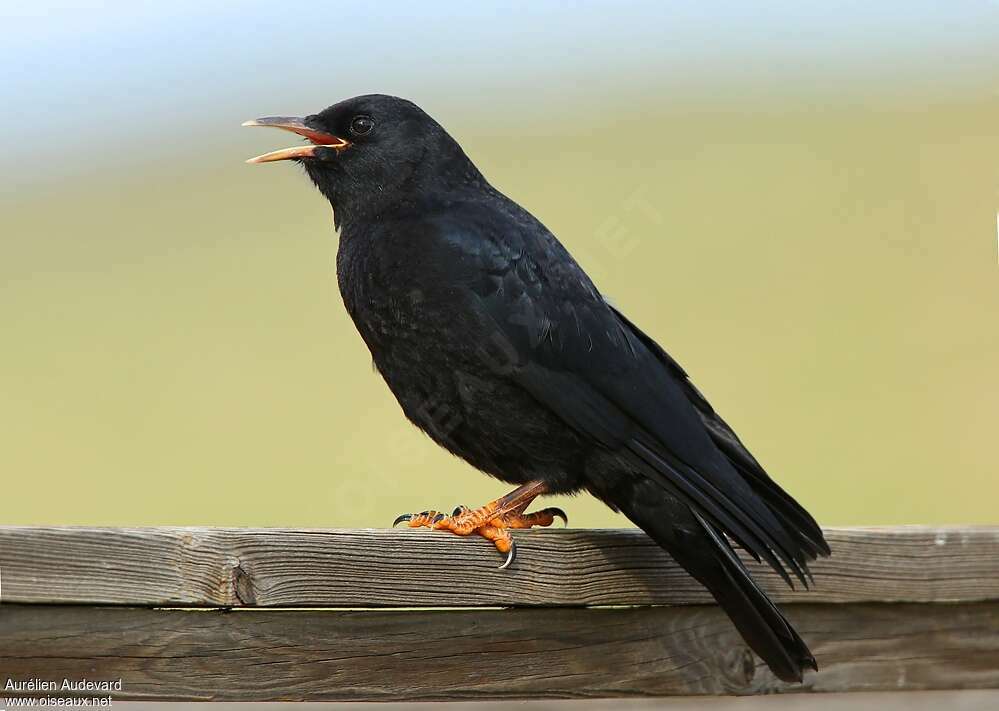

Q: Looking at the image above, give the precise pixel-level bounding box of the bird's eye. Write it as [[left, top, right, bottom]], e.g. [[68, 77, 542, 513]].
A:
[[349, 115, 375, 136]]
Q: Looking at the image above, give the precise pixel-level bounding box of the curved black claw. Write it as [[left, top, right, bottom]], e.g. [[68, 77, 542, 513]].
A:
[[550, 507, 569, 527], [392, 513, 413, 528], [452, 505, 468, 517], [432, 513, 446, 524], [498, 539, 517, 570]]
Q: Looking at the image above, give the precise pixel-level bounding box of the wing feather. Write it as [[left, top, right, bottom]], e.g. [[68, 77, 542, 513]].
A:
[[425, 210, 826, 584]]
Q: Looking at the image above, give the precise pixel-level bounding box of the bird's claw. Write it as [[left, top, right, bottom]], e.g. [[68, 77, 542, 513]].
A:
[[550, 507, 569, 527], [393, 510, 446, 527], [498, 539, 516, 570]]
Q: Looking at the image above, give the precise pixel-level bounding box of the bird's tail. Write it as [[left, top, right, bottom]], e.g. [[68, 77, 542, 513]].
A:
[[614, 484, 816, 683]]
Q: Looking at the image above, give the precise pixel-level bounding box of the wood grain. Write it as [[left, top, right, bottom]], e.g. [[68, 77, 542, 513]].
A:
[[0, 526, 997, 608], [1, 601, 997, 701]]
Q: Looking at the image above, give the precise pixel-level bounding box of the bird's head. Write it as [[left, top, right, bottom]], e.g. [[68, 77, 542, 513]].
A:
[[244, 94, 481, 227]]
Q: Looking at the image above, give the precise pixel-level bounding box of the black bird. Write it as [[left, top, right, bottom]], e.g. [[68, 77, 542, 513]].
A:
[[244, 94, 830, 682]]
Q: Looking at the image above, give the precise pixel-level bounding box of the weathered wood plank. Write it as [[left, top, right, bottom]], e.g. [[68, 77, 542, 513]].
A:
[[91, 692, 999, 710], [0, 526, 996, 608], [1, 602, 997, 701]]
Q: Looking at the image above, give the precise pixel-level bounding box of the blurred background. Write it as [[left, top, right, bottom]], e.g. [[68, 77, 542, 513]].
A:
[[1, 1, 997, 527]]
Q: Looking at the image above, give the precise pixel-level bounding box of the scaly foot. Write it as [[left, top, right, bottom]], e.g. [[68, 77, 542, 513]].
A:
[[392, 481, 565, 569]]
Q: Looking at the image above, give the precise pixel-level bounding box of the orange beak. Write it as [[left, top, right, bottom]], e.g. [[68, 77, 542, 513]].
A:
[[242, 116, 350, 164]]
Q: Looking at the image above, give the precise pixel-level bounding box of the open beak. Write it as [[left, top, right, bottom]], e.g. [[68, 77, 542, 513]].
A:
[[242, 116, 350, 164]]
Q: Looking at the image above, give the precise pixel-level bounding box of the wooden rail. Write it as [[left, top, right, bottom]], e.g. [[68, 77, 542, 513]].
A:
[[1, 526, 997, 701]]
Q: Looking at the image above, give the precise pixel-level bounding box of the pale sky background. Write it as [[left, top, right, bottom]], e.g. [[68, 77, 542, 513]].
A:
[[4, 1, 998, 184]]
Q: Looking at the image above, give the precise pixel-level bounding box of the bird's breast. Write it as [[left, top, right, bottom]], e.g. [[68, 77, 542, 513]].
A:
[[335, 230, 463, 369]]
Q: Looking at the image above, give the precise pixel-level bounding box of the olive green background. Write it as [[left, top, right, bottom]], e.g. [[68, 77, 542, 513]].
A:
[[2, 5, 997, 527]]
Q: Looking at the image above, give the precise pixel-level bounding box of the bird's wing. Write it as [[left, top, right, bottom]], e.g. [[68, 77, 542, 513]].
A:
[[427, 209, 820, 584], [608, 306, 831, 560]]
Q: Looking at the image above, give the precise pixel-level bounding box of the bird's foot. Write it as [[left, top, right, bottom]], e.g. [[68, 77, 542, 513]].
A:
[[391, 481, 563, 569]]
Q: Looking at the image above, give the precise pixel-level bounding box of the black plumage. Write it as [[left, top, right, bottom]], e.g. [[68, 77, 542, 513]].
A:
[[246, 94, 830, 682]]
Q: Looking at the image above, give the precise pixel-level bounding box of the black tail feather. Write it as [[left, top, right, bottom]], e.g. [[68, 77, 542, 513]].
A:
[[708, 428, 831, 561], [691, 510, 818, 682], [739, 463, 831, 562], [602, 305, 827, 680], [606, 304, 831, 566], [613, 481, 818, 683]]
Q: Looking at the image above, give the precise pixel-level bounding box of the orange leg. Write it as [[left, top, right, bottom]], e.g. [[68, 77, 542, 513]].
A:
[[393, 480, 567, 569]]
